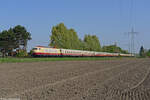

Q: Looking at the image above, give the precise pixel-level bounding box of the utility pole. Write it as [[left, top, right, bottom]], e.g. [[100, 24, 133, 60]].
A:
[[128, 27, 138, 55]]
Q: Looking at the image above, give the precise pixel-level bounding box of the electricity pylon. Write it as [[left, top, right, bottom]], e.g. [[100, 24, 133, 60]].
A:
[[128, 27, 138, 55]]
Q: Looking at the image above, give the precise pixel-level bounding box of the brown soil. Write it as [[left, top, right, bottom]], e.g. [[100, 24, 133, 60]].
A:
[[0, 59, 149, 100]]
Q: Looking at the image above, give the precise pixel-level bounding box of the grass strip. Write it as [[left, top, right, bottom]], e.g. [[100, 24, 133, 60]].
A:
[[0, 57, 123, 63]]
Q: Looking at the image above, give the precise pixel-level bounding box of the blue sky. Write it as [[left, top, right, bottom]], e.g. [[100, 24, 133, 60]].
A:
[[0, 0, 150, 52]]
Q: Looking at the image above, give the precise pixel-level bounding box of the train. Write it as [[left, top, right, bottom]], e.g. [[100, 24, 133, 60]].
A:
[[31, 46, 133, 57]]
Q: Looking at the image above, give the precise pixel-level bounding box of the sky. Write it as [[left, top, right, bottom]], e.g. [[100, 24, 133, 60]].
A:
[[0, 0, 150, 53]]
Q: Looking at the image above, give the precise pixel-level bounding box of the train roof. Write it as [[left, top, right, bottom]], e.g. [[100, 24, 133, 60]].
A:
[[35, 46, 57, 49]]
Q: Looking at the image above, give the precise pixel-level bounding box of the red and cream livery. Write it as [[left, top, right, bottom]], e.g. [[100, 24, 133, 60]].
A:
[[32, 46, 61, 56], [32, 46, 133, 57]]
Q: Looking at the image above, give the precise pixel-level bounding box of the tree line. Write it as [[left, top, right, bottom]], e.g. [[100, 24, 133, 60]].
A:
[[0, 25, 31, 57], [50, 23, 128, 53], [0, 23, 131, 57], [50, 23, 101, 51]]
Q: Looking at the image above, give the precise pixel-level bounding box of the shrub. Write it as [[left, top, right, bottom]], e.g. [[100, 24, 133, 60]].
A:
[[16, 50, 28, 57]]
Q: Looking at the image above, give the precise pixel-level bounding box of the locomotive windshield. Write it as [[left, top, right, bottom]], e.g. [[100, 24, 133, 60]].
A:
[[32, 48, 38, 50]]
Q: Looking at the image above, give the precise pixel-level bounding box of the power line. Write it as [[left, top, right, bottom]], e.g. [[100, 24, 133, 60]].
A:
[[129, 0, 134, 27], [124, 0, 139, 55]]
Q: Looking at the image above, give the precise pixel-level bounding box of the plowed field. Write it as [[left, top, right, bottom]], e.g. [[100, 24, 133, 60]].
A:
[[0, 59, 149, 100]]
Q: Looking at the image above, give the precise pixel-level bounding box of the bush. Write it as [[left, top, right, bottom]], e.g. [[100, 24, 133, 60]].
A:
[[28, 50, 34, 57], [16, 50, 28, 57]]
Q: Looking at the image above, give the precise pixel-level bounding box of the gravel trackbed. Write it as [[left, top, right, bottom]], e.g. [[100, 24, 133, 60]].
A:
[[0, 59, 150, 100]]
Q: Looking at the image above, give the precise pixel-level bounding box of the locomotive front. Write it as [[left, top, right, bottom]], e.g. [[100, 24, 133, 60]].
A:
[[31, 47, 42, 57]]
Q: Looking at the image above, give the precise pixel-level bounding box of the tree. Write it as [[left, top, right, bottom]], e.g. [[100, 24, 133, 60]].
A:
[[102, 45, 116, 53], [102, 45, 128, 53], [78, 39, 85, 50], [0, 25, 31, 57], [139, 46, 145, 57], [50, 23, 68, 48], [50, 23, 102, 51], [146, 49, 150, 57], [50, 23, 81, 49], [0, 29, 16, 57], [13, 25, 31, 51], [83, 34, 101, 51], [68, 29, 81, 49]]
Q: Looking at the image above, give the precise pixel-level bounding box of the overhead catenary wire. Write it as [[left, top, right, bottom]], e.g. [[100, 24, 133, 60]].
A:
[[119, 0, 139, 54], [118, 0, 131, 52], [129, 0, 134, 28]]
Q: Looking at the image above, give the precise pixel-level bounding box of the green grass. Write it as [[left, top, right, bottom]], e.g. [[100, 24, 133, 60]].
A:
[[0, 57, 123, 63]]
